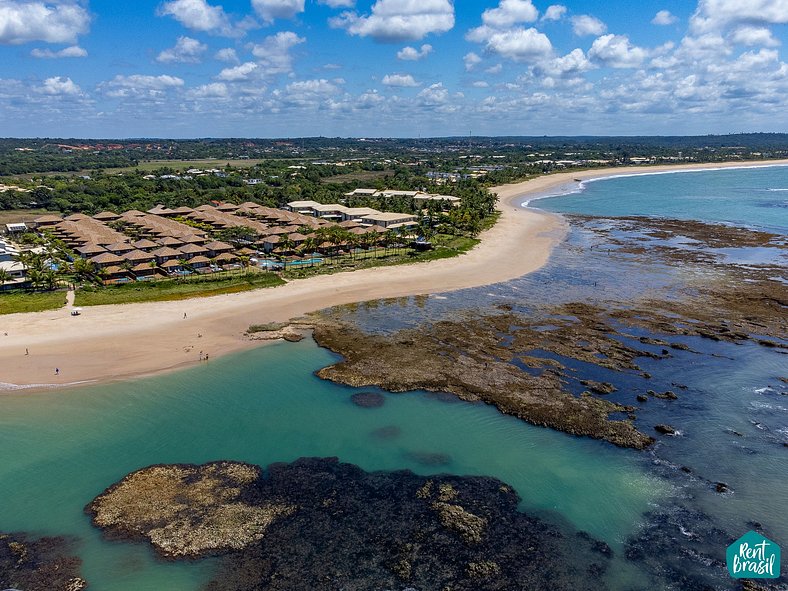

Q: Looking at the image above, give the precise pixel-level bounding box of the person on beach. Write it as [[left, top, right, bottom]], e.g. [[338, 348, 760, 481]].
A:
[[55, 368, 59, 375], [184, 312, 187, 319], [25, 348, 29, 355]]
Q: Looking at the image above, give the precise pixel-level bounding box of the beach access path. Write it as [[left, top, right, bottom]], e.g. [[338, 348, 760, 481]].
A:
[[1, 160, 786, 389]]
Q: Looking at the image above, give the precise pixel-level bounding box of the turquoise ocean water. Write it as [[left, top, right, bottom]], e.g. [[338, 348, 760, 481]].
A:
[[535, 165, 788, 232], [1, 165, 786, 590]]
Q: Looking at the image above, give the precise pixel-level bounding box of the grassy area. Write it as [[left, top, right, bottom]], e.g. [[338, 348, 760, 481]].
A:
[[0, 290, 66, 314], [74, 272, 284, 306], [479, 211, 501, 231], [0, 209, 47, 225], [282, 234, 480, 280]]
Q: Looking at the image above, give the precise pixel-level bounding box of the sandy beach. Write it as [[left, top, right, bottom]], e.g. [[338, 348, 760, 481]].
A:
[[1, 159, 786, 389]]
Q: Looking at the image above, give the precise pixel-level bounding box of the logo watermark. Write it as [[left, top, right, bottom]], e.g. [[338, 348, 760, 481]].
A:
[[727, 531, 781, 579]]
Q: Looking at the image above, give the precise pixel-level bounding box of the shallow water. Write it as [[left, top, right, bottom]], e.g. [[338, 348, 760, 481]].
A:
[[0, 339, 665, 590]]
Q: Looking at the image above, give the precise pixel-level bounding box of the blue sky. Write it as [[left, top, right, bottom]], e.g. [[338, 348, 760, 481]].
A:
[[1, 0, 788, 138]]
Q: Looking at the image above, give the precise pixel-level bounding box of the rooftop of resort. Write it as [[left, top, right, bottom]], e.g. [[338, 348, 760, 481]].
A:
[[343, 188, 462, 204], [284, 200, 419, 227]]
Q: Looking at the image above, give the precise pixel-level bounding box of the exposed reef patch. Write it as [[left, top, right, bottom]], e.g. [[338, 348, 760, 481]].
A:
[[311, 313, 655, 449], [88, 458, 614, 591], [86, 461, 296, 559]]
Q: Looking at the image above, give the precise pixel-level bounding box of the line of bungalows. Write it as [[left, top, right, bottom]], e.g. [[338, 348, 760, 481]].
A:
[[24, 200, 419, 284]]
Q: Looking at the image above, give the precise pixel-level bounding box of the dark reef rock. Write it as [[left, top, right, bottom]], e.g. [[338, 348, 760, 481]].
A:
[[311, 312, 655, 450], [350, 391, 386, 408], [623, 503, 788, 591], [653, 390, 678, 400], [580, 380, 617, 394], [655, 424, 677, 435], [636, 394, 648, 402], [89, 458, 614, 591], [0, 532, 86, 591]]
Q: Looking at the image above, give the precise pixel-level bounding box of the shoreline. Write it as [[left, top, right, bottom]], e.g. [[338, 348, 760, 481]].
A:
[[2, 159, 787, 391]]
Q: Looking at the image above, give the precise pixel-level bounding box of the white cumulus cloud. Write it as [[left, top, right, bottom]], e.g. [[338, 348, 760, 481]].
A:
[[397, 43, 432, 60], [652, 10, 677, 26], [0, 0, 91, 45], [30, 44, 86, 58], [215, 47, 239, 62], [318, 0, 354, 6], [251, 0, 304, 22], [541, 47, 592, 77], [38, 75, 81, 95], [479, 27, 553, 62], [691, 0, 788, 33], [463, 51, 482, 71], [217, 61, 258, 81], [589, 34, 647, 68], [330, 0, 454, 42], [481, 0, 538, 28], [101, 74, 184, 98], [286, 78, 341, 96], [157, 36, 207, 63], [417, 82, 448, 106], [571, 15, 606, 36], [382, 73, 418, 86], [157, 0, 236, 36], [542, 4, 566, 21], [187, 82, 228, 98], [249, 30, 305, 75], [729, 25, 781, 47]]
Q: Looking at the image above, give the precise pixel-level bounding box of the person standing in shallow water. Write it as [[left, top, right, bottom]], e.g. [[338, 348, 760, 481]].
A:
[[55, 368, 59, 376]]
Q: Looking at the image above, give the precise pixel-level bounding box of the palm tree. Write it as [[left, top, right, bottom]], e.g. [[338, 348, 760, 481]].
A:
[[384, 229, 399, 256], [313, 227, 331, 261], [278, 236, 295, 269], [0, 268, 12, 290], [299, 237, 317, 267], [347, 233, 360, 261], [42, 269, 59, 291], [362, 231, 377, 259], [238, 255, 251, 275], [71, 256, 96, 282], [330, 227, 351, 263], [26, 268, 44, 291]]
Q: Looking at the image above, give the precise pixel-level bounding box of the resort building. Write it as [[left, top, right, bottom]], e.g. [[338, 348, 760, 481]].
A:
[[359, 212, 419, 229], [342, 188, 462, 206], [0, 260, 28, 290], [0, 238, 21, 263], [8, 192, 429, 287], [283, 201, 417, 227]]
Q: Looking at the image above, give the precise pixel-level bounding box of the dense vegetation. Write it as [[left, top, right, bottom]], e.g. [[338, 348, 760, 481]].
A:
[[2, 134, 788, 175]]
